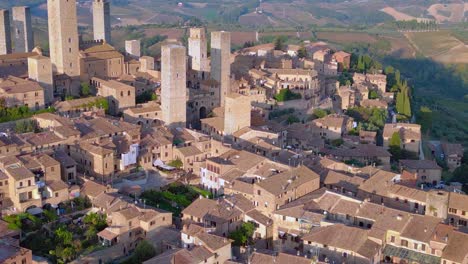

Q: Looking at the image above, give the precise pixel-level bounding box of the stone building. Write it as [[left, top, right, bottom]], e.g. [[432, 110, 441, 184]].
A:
[[93, 0, 111, 43], [47, 0, 79, 77], [188, 28, 208, 73], [224, 93, 251, 136], [0, 76, 45, 109], [12, 6, 33, 53], [0, 9, 12, 55], [125, 40, 140, 59], [28, 55, 54, 104], [161, 44, 187, 128], [383, 123, 421, 155], [0, 48, 42, 78], [79, 41, 124, 81], [93, 77, 136, 115], [211, 31, 231, 107]]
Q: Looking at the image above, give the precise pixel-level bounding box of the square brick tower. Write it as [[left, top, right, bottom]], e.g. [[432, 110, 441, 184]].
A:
[[211, 31, 231, 107], [188, 28, 207, 72], [0, 9, 12, 55], [224, 93, 251, 135], [93, 0, 111, 43], [28, 55, 54, 105], [12, 6, 34, 52], [161, 44, 187, 128], [47, 0, 80, 77]]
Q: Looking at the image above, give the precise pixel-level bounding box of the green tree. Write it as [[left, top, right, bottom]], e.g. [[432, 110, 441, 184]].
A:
[[229, 222, 256, 246], [313, 108, 328, 119], [417, 106, 433, 133], [168, 158, 183, 169], [80, 82, 91, 97], [122, 240, 156, 264], [274, 89, 301, 102], [43, 209, 58, 222], [273, 36, 285, 51], [389, 132, 401, 148], [55, 226, 73, 245], [287, 115, 300, 124], [368, 90, 378, 99], [83, 212, 107, 231], [15, 119, 39, 133], [84, 226, 97, 241], [297, 45, 307, 58], [396, 83, 411, 118]]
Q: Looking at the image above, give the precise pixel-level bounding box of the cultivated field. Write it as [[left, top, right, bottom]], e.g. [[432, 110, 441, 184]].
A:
[[406, 31, 468, 63], [316, 32, 378, 44], [380, 7, 417, 21], [427, 3, 468, 23], [406, 31, 461, 56]]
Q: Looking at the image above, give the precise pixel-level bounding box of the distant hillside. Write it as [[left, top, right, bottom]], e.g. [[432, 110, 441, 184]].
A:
[[3, 0, 467, 29]]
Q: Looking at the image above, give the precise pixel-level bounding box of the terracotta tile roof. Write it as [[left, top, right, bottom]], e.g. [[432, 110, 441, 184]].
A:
[[322, 144, 391, 158], [448, 192, 468, 212], [196, 232, 231, 252], [114, 206, 141, 221], [441, 231, 468, 263], [441, 143, 463, 157], [176, 145, 203, 157], [323, 170, 365, 193], [312, 114, 350, 129], [224, 194, 255, 213], [401, 215, 441, 242], [383, 123, 421, 141], [329, 199, 361, 216], [250, 252, 314, 264], [400, 159, 441, 170], [368, 208, 412, 241], [219, 169, 245, 183], [256, 166, 319, 196], [303, 224, 380, 258], [387, 184, 427, 202], [46, 180, 68, 191], [182, 198, 217, 219], [0, 76, 43, 93], [81, 180, 108, 198], [246, 209, 272, 226], [4, 164, 35, 180]]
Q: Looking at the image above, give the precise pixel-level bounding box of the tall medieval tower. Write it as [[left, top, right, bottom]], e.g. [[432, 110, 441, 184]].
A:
[[12, 6, 34, 52], [28, 55, 54, 105], [188, 28, 207, 73], [211, 31, 231, 107], [224, 93, 251, 136], [93, 0, 111, 43], [47, 0, 80, 77], [161, 44, 187, 128], [0, 9, 12, 55]]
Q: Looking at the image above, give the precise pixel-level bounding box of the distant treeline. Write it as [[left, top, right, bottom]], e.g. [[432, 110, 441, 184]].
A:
[[392, 20, 439, 31]]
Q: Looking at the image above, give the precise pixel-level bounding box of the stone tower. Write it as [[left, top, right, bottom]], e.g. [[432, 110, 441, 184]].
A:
[[12, 6, 34, 52], [125, 40, 141, 59], [0, 9, 12, 55], [224, 93, 251, 136], [93, 0, 111, 43], [425, 190, 449, 219], [28, 55, 54, 105], [211, 31, 231, 107], [139, 56, 154, 73], [161, 44, 187, 128], [47, 0, 80, 77], [188, 28, 207, 73]]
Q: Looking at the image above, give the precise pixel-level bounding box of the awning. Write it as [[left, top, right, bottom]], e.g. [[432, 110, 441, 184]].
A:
[[27, 207, 43, 215], [153, 159, 176, 171], [383, 245, 440, 264]]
